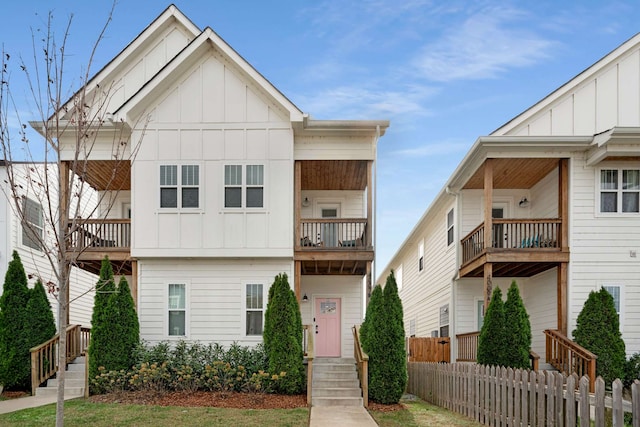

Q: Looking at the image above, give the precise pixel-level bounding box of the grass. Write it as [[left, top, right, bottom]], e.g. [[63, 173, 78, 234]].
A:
[[369, 397, 483, 427], [0, 399, 309, 427]]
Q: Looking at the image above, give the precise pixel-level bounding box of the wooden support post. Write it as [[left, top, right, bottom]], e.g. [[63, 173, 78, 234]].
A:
[[484, 263, 493, 311], [366, 160, 373, 248], [484, 160, 493, 250], [557, 262, 568, 335], [558, 159, 569, 249], [294, 161, 301, 249], [295, 261, 301, 302]]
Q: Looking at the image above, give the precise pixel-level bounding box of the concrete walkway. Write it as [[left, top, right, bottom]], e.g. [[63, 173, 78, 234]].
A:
[[0, 394, 80, 415], [309, 406, 378, 427]]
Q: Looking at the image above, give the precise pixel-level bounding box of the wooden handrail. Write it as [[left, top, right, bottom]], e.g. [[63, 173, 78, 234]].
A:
[[457, 330, 540, 370], [68, 219, 131, 250], [352, 325, 369, 408], [304, 324, 314, 406], [30, 325, 91, 396], [298, 219, 369, 250], [544, 329, 597, 392], [529, 350, 540, 371]]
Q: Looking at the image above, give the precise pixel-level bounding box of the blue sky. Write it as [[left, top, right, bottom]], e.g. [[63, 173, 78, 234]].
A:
[[1, 1, 640, 276]]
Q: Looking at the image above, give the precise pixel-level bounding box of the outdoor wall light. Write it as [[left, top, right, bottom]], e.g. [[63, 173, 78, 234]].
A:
[[302, 293, 309, 302], [518, 197, 530, 208], [302, 197, 310, 207]]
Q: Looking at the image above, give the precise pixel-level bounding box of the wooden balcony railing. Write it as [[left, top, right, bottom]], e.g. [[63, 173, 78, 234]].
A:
[[352, 325, 369, 408], [456, 330, 540, 371], [461, 218, 562, 264], [304, 324, 315, 406], [299, 219, 368, 250], [30, 325, 91, 395], [68, 219, 131, 250], [544, 329, 597, 392]]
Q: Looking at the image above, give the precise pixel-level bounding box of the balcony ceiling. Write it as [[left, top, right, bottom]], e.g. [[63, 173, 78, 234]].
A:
[[301, 160, 368, 190], [73, 160, 131, 191], [463, 158, 558, 190]]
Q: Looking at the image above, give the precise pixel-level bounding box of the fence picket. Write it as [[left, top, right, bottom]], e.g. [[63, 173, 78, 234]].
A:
[[595, 377, 605, 426], [565, 374, 576, 427], [554, 372, 564, 427], [522, 370, 529, 427], [613, 379, 623, 427], [579, 376, 590, 427], [633, 380, 639, 427]]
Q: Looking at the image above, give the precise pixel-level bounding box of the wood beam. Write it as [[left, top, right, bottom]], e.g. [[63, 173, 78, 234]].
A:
[[558, 159, 569, 249], [295, 261, 301, 302], [484, 160, 494, 250], [557, 262, 568, 335], [483, 263, 493, 311], [366, 161, 373, 247], [295, 161, 302, 249]]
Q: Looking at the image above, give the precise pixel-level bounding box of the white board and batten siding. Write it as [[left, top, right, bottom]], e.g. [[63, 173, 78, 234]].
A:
[[299, 276, 363, 359], [294, 135, 376, 161], [131, 49, 294, 259], [138, 259, 293, 346]]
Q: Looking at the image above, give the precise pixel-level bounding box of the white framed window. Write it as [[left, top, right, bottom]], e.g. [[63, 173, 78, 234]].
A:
[[22, 197, 43, 251], [244, 283, 264, 336], [168, 283, 187, 337], [439, 304, 449, 337], [395, 265, 403, 291], [599, 168, 640, 213], [160, 164, 200, 209], [602, 284, 624, 329], [224, 164, 264, 208], [409, 318, 416, 337], [447, 208, 454, 246], [418, 241, 424, 272]]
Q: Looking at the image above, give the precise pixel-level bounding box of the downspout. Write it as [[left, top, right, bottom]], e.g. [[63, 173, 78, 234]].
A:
[[372, 125, 380, 302], [445, 185, 460, 361]]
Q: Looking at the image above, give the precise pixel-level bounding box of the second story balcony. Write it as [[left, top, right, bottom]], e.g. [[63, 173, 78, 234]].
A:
[[67, 218, 132, 275]]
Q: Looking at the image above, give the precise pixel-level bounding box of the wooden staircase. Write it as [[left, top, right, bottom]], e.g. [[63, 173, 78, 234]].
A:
[[312, 358, 363, 407], [35, 356, 86, 398]]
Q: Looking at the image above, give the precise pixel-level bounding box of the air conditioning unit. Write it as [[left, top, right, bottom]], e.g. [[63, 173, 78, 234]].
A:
[[431, 330, 439, 338]]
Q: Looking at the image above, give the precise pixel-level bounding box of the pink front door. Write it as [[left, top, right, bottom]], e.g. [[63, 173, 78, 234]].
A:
[[315, 298, 341, 357]]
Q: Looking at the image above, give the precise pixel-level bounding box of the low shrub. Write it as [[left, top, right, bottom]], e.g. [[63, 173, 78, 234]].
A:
[[626, 352, 640, 388], [91, 340, 277, 395]]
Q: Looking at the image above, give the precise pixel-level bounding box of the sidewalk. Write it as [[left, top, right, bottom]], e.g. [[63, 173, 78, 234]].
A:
[[0, 394, 81, 414], [309, 406, 378, 427]]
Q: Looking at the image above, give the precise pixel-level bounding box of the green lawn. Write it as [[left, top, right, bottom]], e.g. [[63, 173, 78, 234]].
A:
[[369, 397, 482, 427], [0, 399, 309, 427]]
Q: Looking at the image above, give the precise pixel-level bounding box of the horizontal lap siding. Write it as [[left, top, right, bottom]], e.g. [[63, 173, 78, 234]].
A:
[[138, 259, 293, 346]]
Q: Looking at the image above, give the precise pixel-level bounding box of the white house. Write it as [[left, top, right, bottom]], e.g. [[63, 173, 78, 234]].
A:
[[36, 5, 388, 360], [0, 162, 97, 327], [378, 32, 640, 368]]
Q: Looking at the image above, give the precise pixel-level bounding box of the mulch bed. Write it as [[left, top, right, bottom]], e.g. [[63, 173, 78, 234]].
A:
[[89, 390, 307, 409], [367, 401, 406, 412], [1, 391, 29, 399]]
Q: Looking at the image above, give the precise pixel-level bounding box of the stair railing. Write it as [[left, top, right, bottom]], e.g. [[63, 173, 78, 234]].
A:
[[30, 324, 91, 396], [352, 325, 369, 408], [303, 324, 314, 406], [544, 329, 597, 392]]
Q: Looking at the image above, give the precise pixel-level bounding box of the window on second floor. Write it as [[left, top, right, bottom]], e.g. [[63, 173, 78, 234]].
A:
[[418, 241, 424, 272], [22, 197, 43, 251], [225, 165, 264, 208], [600, 169, 639, 213], [439, 304, 449, 337], [395, 265, 403, 291], [160, 165, 200, 209], [447, 208, 454, 246]]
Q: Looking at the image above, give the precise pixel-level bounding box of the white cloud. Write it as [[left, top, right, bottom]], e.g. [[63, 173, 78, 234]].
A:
[[392, 140, 469, 158], [413, 6, 555, 82]]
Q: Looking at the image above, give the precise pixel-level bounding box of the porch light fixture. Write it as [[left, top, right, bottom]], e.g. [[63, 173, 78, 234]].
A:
[[302, 293, 309, 302], [302, 197, 310, 207], [518, 197, 530, 208]]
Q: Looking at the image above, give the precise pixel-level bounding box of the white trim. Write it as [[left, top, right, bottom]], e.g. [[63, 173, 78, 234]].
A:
[[166, 281, 189, 339], [595, 165, 640, 216], [474, 297, 485, 331], [600, 282, 625, 333], [241, 280, 266, 340]]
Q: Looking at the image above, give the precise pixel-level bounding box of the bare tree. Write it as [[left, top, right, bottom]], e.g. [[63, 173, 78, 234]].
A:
[[0, 5, 144, 425]]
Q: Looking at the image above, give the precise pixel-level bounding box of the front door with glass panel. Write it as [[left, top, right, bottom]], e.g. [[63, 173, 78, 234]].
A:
[[492, 206, 505, 248], [315, 298, 341, 357]]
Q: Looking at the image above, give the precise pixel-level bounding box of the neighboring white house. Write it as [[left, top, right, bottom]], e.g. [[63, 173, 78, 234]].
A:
[[0, 162, 97, 327], [34, 5, 388, 358], [378, 32, 640, 366]]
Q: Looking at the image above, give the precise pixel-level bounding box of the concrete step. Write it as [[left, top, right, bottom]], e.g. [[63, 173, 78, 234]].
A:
[[67, 363, 85, 372], [35, 386, 84, 398], [314, 358, 356, 365], [313, 378, 360, 388], [314, 370, 358, 380], [313, 387, 362, 398], [312, 396, 363, 407], [46, 378, 85, 388], [313, 364, 356, 373]]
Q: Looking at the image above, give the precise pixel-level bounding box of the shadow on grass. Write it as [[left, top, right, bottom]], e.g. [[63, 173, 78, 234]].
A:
[[369, 397, 482, 427]]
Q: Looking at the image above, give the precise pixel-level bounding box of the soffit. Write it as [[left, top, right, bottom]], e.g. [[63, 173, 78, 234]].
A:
[[301, 160, 368, 191], [463, 158, 559, 190]]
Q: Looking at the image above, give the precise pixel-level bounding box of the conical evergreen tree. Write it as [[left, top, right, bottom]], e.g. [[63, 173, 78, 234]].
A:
[[25, 279, 56, 359], [262, 273, 304, 394], [477, 287, 506, 367], [573, 288, 626, 384], [0, 251, 32, 389], [88, 256, 116, 382], [360, 284, 383, 352], [107, 277, 139, 371], [503, 281, 531, 369]]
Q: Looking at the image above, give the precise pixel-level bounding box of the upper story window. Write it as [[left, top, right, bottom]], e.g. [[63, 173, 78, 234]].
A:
[[447, 208, 454, 246], [418, 241, 424, 272], [600, 169, 639, 213], [395, 265, 403, 291], [22, 197, 43, 251], [225, 164, 264, 208], [160, 165, 200, 209]]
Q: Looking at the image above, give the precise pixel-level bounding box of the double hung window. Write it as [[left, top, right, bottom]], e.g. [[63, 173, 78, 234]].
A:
[[600, 169, 640, 213], [160, 165, 200, 208], [224, 164, 264, 208], [447, 209, 454, 246], [245, 283, 264, 336], [168, 284, 186, 336], [22, 198, 43, 251]]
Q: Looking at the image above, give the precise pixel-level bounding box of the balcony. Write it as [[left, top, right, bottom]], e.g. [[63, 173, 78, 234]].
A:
[[67, 219, 132, 274], [459, 218, 569, 278]]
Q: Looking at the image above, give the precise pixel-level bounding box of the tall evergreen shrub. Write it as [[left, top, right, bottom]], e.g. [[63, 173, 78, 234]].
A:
[[503, 281, 531, 369], [262, 273, 304, 394], [0, 251, 32, 389], [359, 284, 383, 352], [88, 256, 116, 382], [477, 287, 506, 367], [573, 288, 626, 384], [25, 279, 57, 359], [107, 277, 139, 371]]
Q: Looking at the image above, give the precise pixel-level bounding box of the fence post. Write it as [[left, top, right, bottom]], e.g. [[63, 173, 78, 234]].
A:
[[31, 350, 38, 396]]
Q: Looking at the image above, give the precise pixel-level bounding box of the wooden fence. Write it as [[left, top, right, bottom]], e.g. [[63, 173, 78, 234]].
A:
[[407, 362, 640, 426], [407, 337, 450, 363]]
